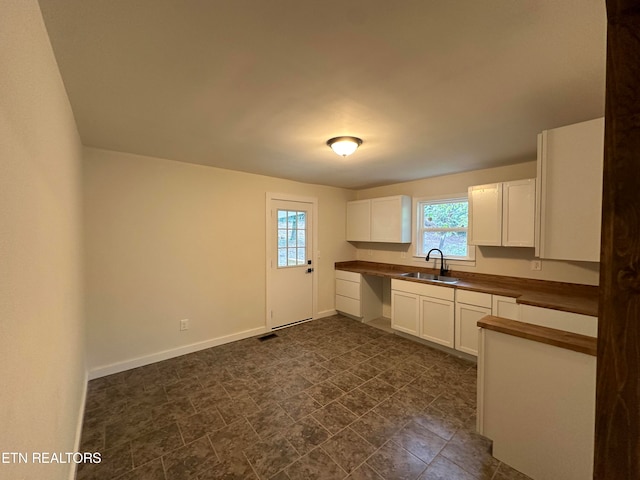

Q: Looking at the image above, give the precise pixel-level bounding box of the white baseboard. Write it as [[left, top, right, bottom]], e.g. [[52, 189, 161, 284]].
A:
[[316, 309, 337, 318], [88, 326, 268, 380]]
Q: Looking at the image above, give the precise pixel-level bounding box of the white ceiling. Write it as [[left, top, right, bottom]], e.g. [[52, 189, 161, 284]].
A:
[[38, 0, 606, 189]]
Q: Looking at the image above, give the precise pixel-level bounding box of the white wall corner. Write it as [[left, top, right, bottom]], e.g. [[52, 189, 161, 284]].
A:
[[69, 369, 89, 480]]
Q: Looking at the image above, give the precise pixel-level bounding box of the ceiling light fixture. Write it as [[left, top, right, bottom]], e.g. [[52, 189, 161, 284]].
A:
[[326, 136, 363, 157]]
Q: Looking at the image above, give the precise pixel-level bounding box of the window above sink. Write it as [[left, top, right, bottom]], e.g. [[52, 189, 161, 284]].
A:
[[415, 195, 473, 261]]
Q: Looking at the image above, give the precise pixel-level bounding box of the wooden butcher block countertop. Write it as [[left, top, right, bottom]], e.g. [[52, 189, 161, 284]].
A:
[[335, 261, 598, 317], [478, 315, 597, 356]]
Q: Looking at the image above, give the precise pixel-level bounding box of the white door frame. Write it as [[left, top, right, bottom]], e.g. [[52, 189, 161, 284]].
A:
[[266, 192, 319, 330]]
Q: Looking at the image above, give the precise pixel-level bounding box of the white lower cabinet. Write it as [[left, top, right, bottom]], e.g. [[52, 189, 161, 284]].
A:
[[491, 295, 519, 320], [420, 295, 455, 348], [455, 290, 493, 356], [335, 270, 383, 322], [335, 270, 362, 318], [390, 290, 419, 336], [391, 279, 454, 347], [519, 304, 597, 337]]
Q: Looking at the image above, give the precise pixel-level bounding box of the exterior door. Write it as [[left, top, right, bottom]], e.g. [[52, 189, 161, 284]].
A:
[[269, 199, 314, 328]]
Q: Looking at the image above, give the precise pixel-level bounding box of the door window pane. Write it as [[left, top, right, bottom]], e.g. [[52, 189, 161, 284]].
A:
[[277, 209, 307, 267], [278, 229, 287, 248]]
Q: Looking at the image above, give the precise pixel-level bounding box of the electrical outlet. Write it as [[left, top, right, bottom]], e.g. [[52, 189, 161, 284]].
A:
[[530, 260, 542, 271], [400, 252, 407, 259], [368, 249, 373, 256], [180, 319, 189, 331]]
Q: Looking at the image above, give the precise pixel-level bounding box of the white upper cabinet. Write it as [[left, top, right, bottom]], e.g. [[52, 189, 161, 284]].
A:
[[502, 179, 536, 246], [346, 200, 371, 241], [346, 195, 412, 243], [536, 117, 604, 262], [468, 179, 535, 247], [468, 183, 502, 246]]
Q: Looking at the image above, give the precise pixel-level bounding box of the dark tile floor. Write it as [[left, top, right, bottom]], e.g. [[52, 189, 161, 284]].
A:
[[77, 315, 531, 480]]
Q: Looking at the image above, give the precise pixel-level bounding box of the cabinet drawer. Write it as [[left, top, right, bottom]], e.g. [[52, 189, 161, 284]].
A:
[[336, 294, 361, 317], [335, 278, 360, 300], [456, 289, 492, 308], [335, 270, 361, 283], [391, 279, 454, 301]]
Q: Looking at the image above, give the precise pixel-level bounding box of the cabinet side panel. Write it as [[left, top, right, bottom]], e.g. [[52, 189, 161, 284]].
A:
[[541, 118, 604, 261], [482, 332, 596, 480], [535, 134, 545, 257]]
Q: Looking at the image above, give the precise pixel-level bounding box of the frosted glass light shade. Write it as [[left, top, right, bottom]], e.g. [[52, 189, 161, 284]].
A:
[[327, 136, 363, 156]]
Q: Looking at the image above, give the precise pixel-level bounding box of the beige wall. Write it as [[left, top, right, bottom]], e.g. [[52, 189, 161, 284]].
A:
[[84, 152, 599, 374], [83, 148, 356, 374], [0, 2, 86, 480], [354, 162, 600, 286]]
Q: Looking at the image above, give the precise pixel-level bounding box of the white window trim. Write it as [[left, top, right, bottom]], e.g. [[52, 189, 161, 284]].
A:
[[412, 193, 476, 266]]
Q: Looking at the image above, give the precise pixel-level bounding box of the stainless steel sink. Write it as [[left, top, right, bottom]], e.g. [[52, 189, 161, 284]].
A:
[[400, 272, 458, 284]]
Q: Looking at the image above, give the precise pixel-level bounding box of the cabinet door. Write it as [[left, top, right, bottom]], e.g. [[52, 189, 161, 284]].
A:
[[346, 200, 371, 241], [491, 295, 519, 320], [536, 117, 604, 261], [371, 196, 412, 243], [455, 303, 491, 356], [502, 179, 535, 247], [419, 296, 454, 348], [468, 183, 502, 246], [391, 290, 419, 336]]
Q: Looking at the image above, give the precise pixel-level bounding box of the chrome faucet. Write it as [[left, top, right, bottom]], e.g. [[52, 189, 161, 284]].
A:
[[426, 248, 449, 276]]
